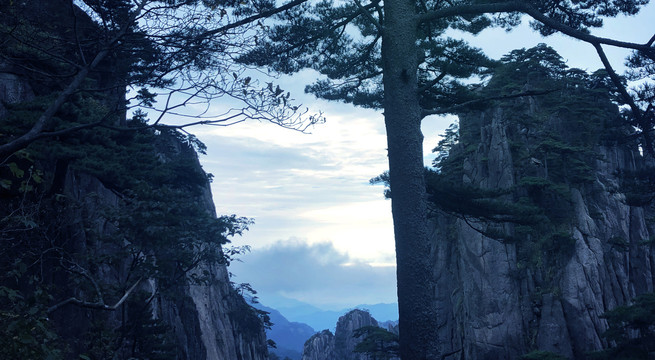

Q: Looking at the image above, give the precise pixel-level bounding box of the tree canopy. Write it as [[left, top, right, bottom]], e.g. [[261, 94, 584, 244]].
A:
[[2, 0, 654, 358], [0, 0, 321, 158], [241, 1, 655, 358], [0, 1, 308, 357]]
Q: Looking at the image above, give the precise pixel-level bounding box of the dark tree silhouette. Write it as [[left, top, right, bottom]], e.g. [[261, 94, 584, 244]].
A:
[[0, 0, 319, 159], [241, 1, 655, 358]]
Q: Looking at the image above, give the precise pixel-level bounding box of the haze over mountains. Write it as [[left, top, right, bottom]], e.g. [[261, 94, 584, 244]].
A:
[[259, 295, 398, 331], [252, 296, 398, 360]]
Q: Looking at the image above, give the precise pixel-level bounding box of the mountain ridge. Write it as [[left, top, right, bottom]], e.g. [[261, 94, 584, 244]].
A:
[[262, 297, 398, 331]]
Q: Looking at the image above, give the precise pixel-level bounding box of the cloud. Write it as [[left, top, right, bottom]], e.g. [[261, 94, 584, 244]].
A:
[[194, 103, 397, 262], [229, 240, 397, 309]]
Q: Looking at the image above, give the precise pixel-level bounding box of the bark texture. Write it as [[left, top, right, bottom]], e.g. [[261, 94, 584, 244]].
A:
[[382, 0, 440, 358]]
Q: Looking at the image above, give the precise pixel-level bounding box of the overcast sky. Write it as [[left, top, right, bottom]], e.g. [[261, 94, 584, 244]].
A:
[[190, 5, 655, 311]]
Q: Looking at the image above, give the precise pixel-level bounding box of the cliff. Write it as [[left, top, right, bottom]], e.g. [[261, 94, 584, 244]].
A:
[[429, 46, 655, 359], [302, 330, 336, 360], [0, 2, 268, 359], [51, 143, 268, 360], [301, 309, 398, 360]]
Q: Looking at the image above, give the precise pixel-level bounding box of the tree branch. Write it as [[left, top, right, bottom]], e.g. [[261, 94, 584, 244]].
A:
[[200, 0, 311, 38], [354, 0, 382, 32], [593, 43, 654, 155], [0, 0, 149, 159], [0, 0, 321, 159], [418, 72, 447, 93], [418, 1, 524, 23], [47, 277, 143, 314], [421, 88, 559, 117], [418, 2, 655, 53]]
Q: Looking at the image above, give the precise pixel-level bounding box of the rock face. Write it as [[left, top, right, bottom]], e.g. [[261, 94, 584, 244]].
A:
[[334, 309, 379, 360], [0, 72, 269, 360], [302, 309, 393, 360], [431, 88, 655, 358], [302, 330, 336, 360], [0, 3, 269, 359], [60, 163, 268, 360]]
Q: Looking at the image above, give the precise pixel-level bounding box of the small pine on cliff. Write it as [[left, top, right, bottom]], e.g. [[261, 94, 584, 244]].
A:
[[428, 44, 655, 359]]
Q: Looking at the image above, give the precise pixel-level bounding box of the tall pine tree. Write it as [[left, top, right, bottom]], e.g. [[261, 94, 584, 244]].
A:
[[241, 1, 655, 358]]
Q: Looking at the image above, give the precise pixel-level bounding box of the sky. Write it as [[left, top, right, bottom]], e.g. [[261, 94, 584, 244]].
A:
[[186, 4, 655, 311]]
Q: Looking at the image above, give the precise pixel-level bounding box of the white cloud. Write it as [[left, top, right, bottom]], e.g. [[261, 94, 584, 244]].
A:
[[229, 240, 397, 309], [195, 3, 655, 310], [194, 87, 396, 263]]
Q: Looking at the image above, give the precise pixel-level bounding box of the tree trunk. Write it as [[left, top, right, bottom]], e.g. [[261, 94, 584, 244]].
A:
[[382, 0, 440, 358]]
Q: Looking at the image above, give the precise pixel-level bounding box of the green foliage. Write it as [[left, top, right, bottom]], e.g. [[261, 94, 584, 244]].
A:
[[0, 94, 253, 358], [100, 187, 252, 289], [369, 171, 391, 199], [426, 170, 546, 230], [432, 122, 460, 172], [0, 150, 44, 194], [0, 281, 63, 360], [426, 44, 626, 288], [118, 292, 176, 360], [618, 168, 655, 206], [240, 0, 502, 112], [229, 297, 272, 339], [588, 292, 655, 359], [353, 326, 399, 360]]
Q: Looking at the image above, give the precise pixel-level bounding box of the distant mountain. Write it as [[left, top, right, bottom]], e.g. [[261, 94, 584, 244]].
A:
[[252, 303, 315, 360], [353, 303, 399, 324], [259, 294, 325, 319], [301, 309, 399, 360], [286, 309, 342, 333], [266, 297, 399, 332], [248, 296, 400, 359]]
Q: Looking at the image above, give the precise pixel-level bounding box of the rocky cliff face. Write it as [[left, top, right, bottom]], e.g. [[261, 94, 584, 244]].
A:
[[302, 330, 336, 360], [301, 309, 395, 360], [58, 160, 269, 360], [333, 309, 379, 360], [431, 79, 655, 358], [0, 5, 269, 359]]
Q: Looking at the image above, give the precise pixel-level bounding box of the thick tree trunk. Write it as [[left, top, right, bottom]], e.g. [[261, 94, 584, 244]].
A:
[[382, 0, 440, 358]]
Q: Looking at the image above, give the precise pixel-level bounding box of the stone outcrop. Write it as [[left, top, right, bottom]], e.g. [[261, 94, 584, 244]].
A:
[[0, 3, 269, 358], [334, 309, 379, 360], [0, 70, 34, 118], [302, 330, 336, 360], [57, 164, 268, 360], [0, 70, 269, 358], [431, 92, 655, 359], [301, 309, 396, 360]]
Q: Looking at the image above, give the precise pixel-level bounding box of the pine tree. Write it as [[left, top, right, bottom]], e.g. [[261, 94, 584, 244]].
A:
[[242, 1, 655, 358]]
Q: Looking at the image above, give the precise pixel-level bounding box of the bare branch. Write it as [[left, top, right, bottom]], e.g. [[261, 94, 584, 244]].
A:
[[0, 0, 324, 159], [647, 34, 655, 47], [59, 258, 105, 304], [593, 43, 654, 155], [47, 277, 143, 314]]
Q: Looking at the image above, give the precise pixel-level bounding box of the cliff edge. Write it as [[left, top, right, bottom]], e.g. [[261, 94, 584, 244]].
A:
[[430, 45, 654, 359]]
